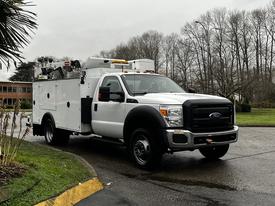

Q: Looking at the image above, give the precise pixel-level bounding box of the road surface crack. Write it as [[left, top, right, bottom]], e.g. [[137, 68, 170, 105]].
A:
[[226, 150, 275, 161], [146, 179, 228, 206]]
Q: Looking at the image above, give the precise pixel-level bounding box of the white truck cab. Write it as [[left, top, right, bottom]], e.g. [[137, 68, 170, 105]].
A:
[[33, 57, 238, 169]]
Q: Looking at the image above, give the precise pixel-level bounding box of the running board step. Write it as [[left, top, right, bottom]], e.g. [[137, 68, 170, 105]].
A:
[[89, 136, 125, 145]]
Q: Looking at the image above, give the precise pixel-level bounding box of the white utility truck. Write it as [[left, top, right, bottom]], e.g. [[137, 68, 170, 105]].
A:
[[33, 57, 238, 169]]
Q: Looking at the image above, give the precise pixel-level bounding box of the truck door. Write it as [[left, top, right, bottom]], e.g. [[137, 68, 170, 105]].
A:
[[92, 76, 125, 138]]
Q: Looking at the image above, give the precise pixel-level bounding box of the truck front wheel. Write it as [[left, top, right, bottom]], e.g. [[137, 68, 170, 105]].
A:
[[129, 128, 162, 170], [199, 144, 229, 160]]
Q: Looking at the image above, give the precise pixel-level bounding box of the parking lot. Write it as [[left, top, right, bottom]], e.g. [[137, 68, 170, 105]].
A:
[[26, 127, 275, 206]]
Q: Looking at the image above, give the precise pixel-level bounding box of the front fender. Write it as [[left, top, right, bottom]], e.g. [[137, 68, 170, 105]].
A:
[[123, 105, 168, 147]]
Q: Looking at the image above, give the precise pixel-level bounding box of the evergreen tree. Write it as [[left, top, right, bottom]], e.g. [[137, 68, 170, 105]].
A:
[[9, 62, 34, 82]]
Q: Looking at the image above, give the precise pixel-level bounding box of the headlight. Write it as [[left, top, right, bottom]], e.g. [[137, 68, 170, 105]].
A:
[[159, 105, 183, 127]]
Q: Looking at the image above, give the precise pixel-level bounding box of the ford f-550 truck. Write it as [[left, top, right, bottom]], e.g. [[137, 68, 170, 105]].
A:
[[33, 57, 238, 169]]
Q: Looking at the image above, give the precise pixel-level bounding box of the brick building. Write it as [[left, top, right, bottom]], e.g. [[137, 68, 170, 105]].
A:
[[0, 81, 32, 106]]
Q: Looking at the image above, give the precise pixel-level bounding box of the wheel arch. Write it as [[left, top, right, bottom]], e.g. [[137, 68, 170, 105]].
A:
[[123, 105, 168, 147], [34, 113, 56, 136], [41, 113, 56, 133]]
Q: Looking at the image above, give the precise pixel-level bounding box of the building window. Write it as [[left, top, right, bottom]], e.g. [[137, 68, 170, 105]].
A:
[[12, 87, 17, 92], [8, 98, 12, 105], [27, 87, 32, 93], [0, 86, 2, 93], [8, 87, 12, 93], [22, 87, 27, 93], [13, 99, 18, 105], [3, 86, 7, 92]]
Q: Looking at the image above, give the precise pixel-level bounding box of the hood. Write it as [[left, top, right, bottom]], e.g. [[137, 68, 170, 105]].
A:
[[134, 93, 227, 105]]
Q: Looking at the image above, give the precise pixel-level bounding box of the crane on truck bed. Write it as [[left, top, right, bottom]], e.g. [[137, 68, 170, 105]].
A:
[[34, 57, 155, 81]]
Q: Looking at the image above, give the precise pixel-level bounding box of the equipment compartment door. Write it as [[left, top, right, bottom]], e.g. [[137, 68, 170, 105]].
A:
[[39, 83, 57, 111]]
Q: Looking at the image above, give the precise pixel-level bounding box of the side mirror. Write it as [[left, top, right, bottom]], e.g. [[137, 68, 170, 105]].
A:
[[111, 92, 125, 102], [99, 86, 110, 102], [188, 88, 196, 93]]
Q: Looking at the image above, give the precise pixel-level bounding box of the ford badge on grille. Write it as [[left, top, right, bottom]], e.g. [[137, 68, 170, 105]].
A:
[[209, 112, 222, 120]]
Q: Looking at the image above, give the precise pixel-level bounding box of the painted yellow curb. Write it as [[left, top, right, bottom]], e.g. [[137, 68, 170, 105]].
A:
[[35, 177, 103, 206]]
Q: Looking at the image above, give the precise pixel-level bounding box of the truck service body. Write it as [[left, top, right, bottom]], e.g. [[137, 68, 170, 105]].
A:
[[33, 57, 238, 169]]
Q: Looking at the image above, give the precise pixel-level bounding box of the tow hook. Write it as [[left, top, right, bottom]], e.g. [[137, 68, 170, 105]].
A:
[[167, 148, 174, 154], [206, 138, 213, 144]]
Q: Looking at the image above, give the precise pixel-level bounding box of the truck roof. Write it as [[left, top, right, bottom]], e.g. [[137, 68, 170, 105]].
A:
[[104, 72, 161, 77]]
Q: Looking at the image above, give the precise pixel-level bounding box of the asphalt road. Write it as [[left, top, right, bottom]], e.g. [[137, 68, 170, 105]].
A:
[[26, 127, 275, 206]]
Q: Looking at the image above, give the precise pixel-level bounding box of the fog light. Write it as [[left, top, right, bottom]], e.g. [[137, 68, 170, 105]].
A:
[[172, 134, 188, 144]]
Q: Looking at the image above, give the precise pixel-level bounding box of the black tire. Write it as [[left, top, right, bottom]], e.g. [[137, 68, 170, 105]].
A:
[[44, 119, 70, 145], [199, 144, 229, 160], [129, 128, 162, 170], [44, 119, 57, 145]]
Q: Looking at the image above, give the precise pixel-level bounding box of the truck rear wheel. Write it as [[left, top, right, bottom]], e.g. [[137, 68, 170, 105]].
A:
[[44, 119, 57, 145], [129, 128, 162, 170], [199, 144, 229, 160], [44, 119, 69, 145]]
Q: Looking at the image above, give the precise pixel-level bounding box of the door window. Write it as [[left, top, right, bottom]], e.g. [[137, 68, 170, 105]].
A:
[[101, 76, 124, 101]]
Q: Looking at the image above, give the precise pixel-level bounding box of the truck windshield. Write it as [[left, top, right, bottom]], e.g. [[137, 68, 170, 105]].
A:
[[122, 74, 185, 95]]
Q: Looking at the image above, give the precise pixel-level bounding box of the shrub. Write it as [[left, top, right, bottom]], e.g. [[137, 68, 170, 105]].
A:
[[235, 103, 242, 112], [0, 103, 30, 166], [6, 105, 14, 109], [235, 102, 251, 112], [241, 103, 251, 112], [251, 101, 275, 108], [20, 100, 32, 109]]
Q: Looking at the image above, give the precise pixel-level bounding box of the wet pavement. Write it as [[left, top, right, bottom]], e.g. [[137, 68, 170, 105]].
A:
[[26, 127, 275, 206]]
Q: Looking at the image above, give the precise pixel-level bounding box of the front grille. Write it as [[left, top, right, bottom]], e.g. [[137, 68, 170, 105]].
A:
[[183, 99, 234, 133]]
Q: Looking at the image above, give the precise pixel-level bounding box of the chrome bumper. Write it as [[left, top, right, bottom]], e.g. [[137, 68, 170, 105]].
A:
[[166, 126, 239, 151]]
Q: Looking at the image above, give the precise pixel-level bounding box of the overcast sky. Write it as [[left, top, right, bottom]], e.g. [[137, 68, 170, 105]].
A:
[[0, 0, 271, 80]]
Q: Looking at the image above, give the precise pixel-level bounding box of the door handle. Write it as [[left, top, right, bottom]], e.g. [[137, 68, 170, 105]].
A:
[[94, 104, 98, 112]]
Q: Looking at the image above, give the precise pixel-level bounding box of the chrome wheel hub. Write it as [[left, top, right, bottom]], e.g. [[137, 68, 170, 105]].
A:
[[133, 136, 151, 165]]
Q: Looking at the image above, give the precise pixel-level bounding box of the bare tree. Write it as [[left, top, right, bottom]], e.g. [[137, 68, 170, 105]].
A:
[[98, 1, 275, 106], [163, 33, 180, 79]]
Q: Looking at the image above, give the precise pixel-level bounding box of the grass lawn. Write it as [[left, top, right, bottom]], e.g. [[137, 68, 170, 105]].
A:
[[237, 108, 275, 126], [0, 141, 94, 206]]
